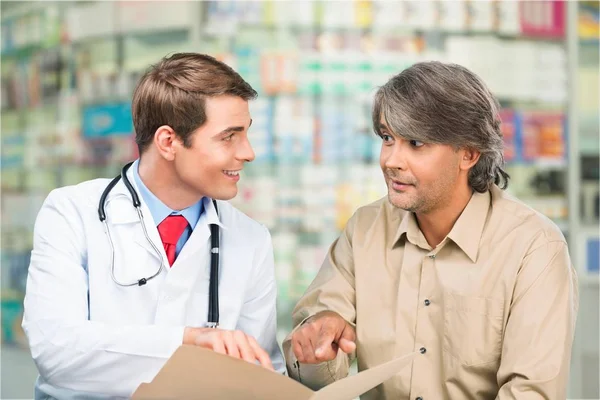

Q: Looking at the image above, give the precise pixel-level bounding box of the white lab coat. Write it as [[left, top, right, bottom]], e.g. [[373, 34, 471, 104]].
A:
[[22, 167, 284, 399]]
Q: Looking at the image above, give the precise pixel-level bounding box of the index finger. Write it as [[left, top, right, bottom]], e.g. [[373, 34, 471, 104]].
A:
[[314, 323, 337, 356], [248, 336, 274, 371]]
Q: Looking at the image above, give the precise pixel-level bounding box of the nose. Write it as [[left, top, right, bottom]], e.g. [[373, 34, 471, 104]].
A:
[[383, 141, 408, 171], [237, 135, 256, 163]]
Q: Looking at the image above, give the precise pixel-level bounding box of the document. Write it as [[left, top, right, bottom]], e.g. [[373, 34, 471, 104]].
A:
[[132, 345, 416, 400]]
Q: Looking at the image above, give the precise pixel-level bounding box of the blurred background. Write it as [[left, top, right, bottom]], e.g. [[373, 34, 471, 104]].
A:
[[0, 0, 598, 398]]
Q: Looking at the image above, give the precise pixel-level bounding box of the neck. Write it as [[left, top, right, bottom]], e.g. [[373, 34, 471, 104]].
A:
[[416, 185, 473, 249], [138, 154, 202, 211]]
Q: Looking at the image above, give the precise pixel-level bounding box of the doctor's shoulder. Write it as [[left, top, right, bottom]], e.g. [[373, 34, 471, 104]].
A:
[[35, 178, 115, 223], [213, 199, 272, 246]]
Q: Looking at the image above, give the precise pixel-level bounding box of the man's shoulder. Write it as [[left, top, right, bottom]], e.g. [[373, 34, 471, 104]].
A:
[[353, 196, 392, 218], [215, 201, 270, 240], [489, 186, 566, 245], [347, 196, 403, 232], [43, 178, 114, 210]]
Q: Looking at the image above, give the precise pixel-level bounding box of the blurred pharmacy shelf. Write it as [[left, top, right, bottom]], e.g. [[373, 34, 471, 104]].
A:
[[1, 1, 598, 398]]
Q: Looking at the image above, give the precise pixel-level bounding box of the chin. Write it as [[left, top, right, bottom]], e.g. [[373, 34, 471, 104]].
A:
[[211, 188, 238, 201], [388, 192, 415, 211]]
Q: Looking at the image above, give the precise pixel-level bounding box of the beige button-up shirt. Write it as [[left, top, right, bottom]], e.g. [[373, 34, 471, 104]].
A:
[[284, 186, 578, 399]]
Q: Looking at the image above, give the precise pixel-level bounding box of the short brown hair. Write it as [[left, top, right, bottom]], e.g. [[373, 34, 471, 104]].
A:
[[132, 53, 257, 153], [373, 61, 510, 193]]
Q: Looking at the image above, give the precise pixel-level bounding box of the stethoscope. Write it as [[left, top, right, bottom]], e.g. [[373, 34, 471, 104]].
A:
[[97, 161, 220, 328]]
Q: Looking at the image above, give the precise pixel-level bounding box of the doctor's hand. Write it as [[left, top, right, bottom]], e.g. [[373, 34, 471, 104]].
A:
[[291, 311, 356, 364], [183, 327, 274, 371]]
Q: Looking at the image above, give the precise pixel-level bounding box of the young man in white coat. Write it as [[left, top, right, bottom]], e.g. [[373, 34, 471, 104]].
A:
[[22, 53, 284, 399]]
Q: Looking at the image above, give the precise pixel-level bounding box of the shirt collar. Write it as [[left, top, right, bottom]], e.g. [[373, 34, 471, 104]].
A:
[[391, 189, 492, 262], [131, 159, 203, 228], [447, 189, 491, 262], [394, 208, 431, 251]]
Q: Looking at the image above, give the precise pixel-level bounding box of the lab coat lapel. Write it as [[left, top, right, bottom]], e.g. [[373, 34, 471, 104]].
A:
[[131, 178, 168, 265], [105, 165, 168, 265], [133, 203, 168, 265], [175, 198, 226, 266]]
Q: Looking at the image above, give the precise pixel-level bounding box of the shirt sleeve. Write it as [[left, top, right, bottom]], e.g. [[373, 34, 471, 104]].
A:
[[496, 239, 579, 399], [235, 224, 285, 373], [22, 189, 185, 398], [283, 212, 358, 389]]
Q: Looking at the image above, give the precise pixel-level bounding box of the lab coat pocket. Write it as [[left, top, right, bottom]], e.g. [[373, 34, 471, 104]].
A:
[[442, 291, 504, 366]]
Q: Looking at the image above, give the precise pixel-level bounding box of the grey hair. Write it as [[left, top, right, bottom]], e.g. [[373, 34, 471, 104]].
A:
[[372, 61, 510, 193]]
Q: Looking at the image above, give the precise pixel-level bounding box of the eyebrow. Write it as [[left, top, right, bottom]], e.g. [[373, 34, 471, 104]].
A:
[[378, 123, 408, 140], [217, 119, 253, 137]]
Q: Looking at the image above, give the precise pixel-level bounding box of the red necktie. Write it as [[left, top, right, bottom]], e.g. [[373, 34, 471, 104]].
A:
[[157, 215, 189, 266]]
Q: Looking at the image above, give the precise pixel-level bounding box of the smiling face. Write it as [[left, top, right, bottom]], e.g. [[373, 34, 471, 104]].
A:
[[378, 116, 468, 214], [171, 95, 255, 201]]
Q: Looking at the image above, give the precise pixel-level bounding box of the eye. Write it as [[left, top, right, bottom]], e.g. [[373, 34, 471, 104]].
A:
[[380, 133, 393, 143], [410, 139, 424, 148], [223, 133, 235, 141]]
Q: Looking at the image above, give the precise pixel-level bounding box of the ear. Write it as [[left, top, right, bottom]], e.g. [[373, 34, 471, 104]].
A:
[[459, 148, 480, 171], [154, 125, 179, 161]]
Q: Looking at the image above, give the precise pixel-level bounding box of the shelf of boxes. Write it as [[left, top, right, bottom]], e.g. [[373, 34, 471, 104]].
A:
[[0, 0, 583, 342], [2, 0, 598, 397], [576, 0, 599, 287]]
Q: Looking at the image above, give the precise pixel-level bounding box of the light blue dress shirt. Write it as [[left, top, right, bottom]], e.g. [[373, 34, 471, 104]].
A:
[[132, 159, 203, 256]]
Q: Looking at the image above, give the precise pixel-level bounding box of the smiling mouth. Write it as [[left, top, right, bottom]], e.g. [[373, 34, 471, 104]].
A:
[[223, 170, 241, 177]]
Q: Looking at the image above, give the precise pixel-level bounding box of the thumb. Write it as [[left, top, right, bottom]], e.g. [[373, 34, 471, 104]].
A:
[[338, 338, 356, 354], [337, 324, 356, 354]]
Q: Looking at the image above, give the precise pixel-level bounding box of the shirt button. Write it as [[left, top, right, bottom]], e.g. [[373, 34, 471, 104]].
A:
[[424, 299, 431, 306], [429, 254, 436, 259], [420, 347, 427, 354], [416, 397, 423, 400]]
